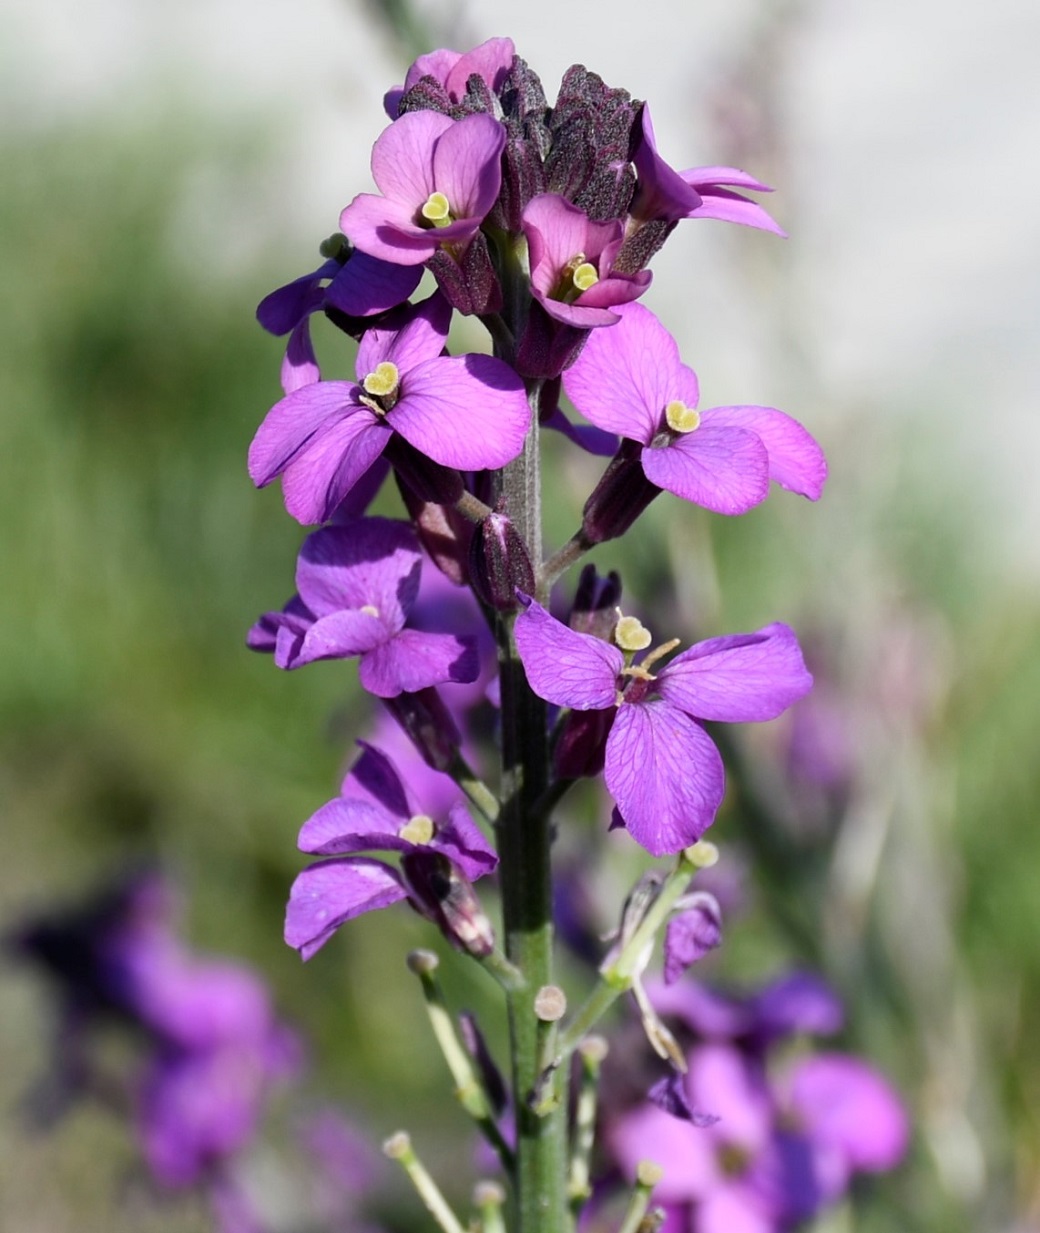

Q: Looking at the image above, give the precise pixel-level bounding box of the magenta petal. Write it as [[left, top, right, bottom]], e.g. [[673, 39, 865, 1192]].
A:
[[689, 192, 786, 235], [356, 293, 452, 380], [513, 598, 622, 710], [370, 110, 453, 205], [280, 319, 320, 394], [787, 1054, 909, 1174], [285, 859, 407, 959], [564, 302, 684, 442], [641, 426, 769, 515], [294, 520, 420, 624], [704, 405, 827, 500], [338, 194, 436, 265], [535, 296, 621, 328], [431, 113, 506, 219], [389, 354, 530, 471], [280, 415, 391, 526], [611, 1103, 716, 1203], [657, 623, 812, 722], [605, 702, 725, 856], [248, 381, 360, 487], [359, 629, 477, 698], [690, 1044, 773, 1152], [698, 1186, 776, 1233], [292, 609, 390, 666], [297, 797, 405, 855], [442, 37, 515, 100]]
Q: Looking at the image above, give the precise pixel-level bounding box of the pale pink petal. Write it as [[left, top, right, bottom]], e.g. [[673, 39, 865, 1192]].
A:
[[389, 354, 529, 471], [605, 702, 725, 856], [431, 113, 506, 219], [641, 426, 769, 515], [370, 110, 453, 204], [285, 859, 407, 959], [337, 193, 435, 265], [513, 598, 622, 710], [610, 1103, 717, 1203], [657, 623, 812, 722], [703, 405, 826, 500], [359, 629, 477, 698]]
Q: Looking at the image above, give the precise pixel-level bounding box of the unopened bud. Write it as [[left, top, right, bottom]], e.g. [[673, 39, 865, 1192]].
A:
[[468, 510, 535, 611], [534, 984, 567, 1021], [581, 445, 662, 545]]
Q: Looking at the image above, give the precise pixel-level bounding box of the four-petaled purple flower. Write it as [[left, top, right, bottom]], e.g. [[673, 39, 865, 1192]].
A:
[[285, 742, 498, 959], [339, 111, 506, 267], [248, 293, 530, 524], [384, 37, 516, 116], [514, 598, 812, 856], [522, 194, 652, 327], [248, 518, 478, 697], [565, 302, 826, 516]]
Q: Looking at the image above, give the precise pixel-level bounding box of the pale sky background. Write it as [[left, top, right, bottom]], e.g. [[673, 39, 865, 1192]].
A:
[[4, 0, 1038, 579]]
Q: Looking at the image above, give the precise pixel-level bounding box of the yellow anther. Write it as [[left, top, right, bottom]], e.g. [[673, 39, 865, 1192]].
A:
[[362, 361, 400, 398], [420, 190, 452, 227], [399, 814, 435, 844], [683, 839, 720, 869], [615, 612, 652, 652], [359, 604, 380, 618], [571, 260, 599, 292], [665, 400, 701, 434]]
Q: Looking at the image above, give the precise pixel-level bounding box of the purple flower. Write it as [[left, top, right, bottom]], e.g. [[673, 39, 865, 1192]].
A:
[[384, 37, 516, 116], [285, 743, 498, 958], [248, 294, 530, 524], [663, 892, 723, 985], [564, 303, 826, 516], [522, 194, 651, 327], [248, 518, 478, 697], [256, 252, 423, 395], [630, 104, 784, 234], [339, 111, 506, 267], [514, 599, 812, 856]]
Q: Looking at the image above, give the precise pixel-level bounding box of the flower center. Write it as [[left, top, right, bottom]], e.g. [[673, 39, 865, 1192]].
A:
[[552, 253, 600, 303], [359, 604, 379, 618], [420, 191, 454, 229], [612, 610, 682, 704], [399, 813, 435, 845], [665, 400, 700, 433], [360, 361, 400, 414], [614, 613, 652, 652]]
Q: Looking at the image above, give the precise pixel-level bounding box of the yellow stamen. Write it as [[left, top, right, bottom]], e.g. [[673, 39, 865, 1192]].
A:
[[399, 814, 435, 845], [571, 260, 599, 292], [614, 612, 652, 652], [359, 604, 380, 618], [640, 637, 680, 673], [420, 191, 453, 228], [362, 361, 400, 398], [665, 400, 700, 434]]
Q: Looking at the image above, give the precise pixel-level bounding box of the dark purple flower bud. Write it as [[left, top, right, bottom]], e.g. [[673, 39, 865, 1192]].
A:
[[580, 442, 662, 544], [647, 1072, 720, 1126], [396, 75, 454, 117], [382, 687, 461, 772], [468, 511, 535, 611], [384, 434, 465, 506], [400, 851, 495, 958], [514, 300, 589, 380], [458, 1011, 508, 1116], [553, 705, 616, 779], [427, 232, 503, 317], [663, 892, 723, 984], [569, 564, 622, 639]]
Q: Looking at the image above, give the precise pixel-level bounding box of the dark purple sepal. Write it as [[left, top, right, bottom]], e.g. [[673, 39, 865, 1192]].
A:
[[568, 564, 622, 639], [384, 434, 465, 505], [459, 1010, 508, 1116], [427, 233, 503, 317], [515, 300, 589, 379], [468, 510, 535, 612], [396, 478, 474, 586], [381, 688, 461, 772], [492, 130, 549, 233], [396, 75, 454, 118], [400, 852, 495, 958], [613, 219, 676, 275], [647, 1072, 720, 1127], [663, 892, 723, 984], [580, 443, 662, 544], [553, 705, 615, 779]]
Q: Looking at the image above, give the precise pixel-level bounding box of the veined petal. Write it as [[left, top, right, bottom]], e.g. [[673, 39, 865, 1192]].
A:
[[280, 414, 391, 526], [325, 253, 423, 317], [514, 598, 622, 710], [703, 405, 827, 500], [370, 110, 454, 205], [359, 629, 477, 698], [442, 37, 515, 101], [389, 354, 530, 471], [605, 701, 724, 856], [297, 796, 406, 855], [657, 622, 812, 722], [248, 380, 362, 487], [640, 426, 769, 514], [290, 608, 390, 667], [436, 802, 498, 877], [285, 859, 407, 959], [338, 193, 438, 265], [356, 293, 452, 379], [431, 113, 506, 220], [563, 301, 685, 443], [295, 520, 420, 623]]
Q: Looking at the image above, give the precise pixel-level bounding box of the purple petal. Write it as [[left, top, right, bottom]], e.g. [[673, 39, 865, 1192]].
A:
[[284, 859, 407, 959], [541, 405, 618, 456], [657, 623, 813, 723], [285, 608, 389, 668], [787, 1054, 909, 1173], [256, 259, 338, 335], [434, 801, 498, 877], [663, 893, 723, 983], [247, 596, 311, 653], [631, 104, 703, 223], [610, 1103, 716, 1203], [648, 1072, 721, 1126], [752, 971, 844, 1039], [370, 110, 453, 206], [294, 520, 420, 624], [280, 319, 320, 394], [563, 301, 684, 443], [338, 193, 436, 265], [248, 381, 365, 487], [356, 293, 452, 381], [359, 629, 477, 698], [297, 796, 406, 855], [280, 415, 391, 526], [431, 113, 506, 220], [703, 405, 827, 500], [389, 354, 530, 471], [345, 741, 411, 817], [605, 702, 725, 856], [325, 252, 423, 317], [641, 426, 770, 515], [513, 597, 622, 710]]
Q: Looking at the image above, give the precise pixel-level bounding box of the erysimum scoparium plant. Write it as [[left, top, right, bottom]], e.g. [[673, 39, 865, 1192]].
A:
[[247, 36, 906, 1233]]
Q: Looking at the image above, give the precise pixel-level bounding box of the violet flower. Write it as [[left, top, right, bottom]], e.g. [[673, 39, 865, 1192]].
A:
[[248, 293, 530, 525], [522, 193, 651, 327], [285, 743, 498, 959], [564, 302, 826, 516], [514, 598, 812, 856], [248, 518, 478, 697], [339, 111, 506, 267], [384, 37, 516, 116]]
